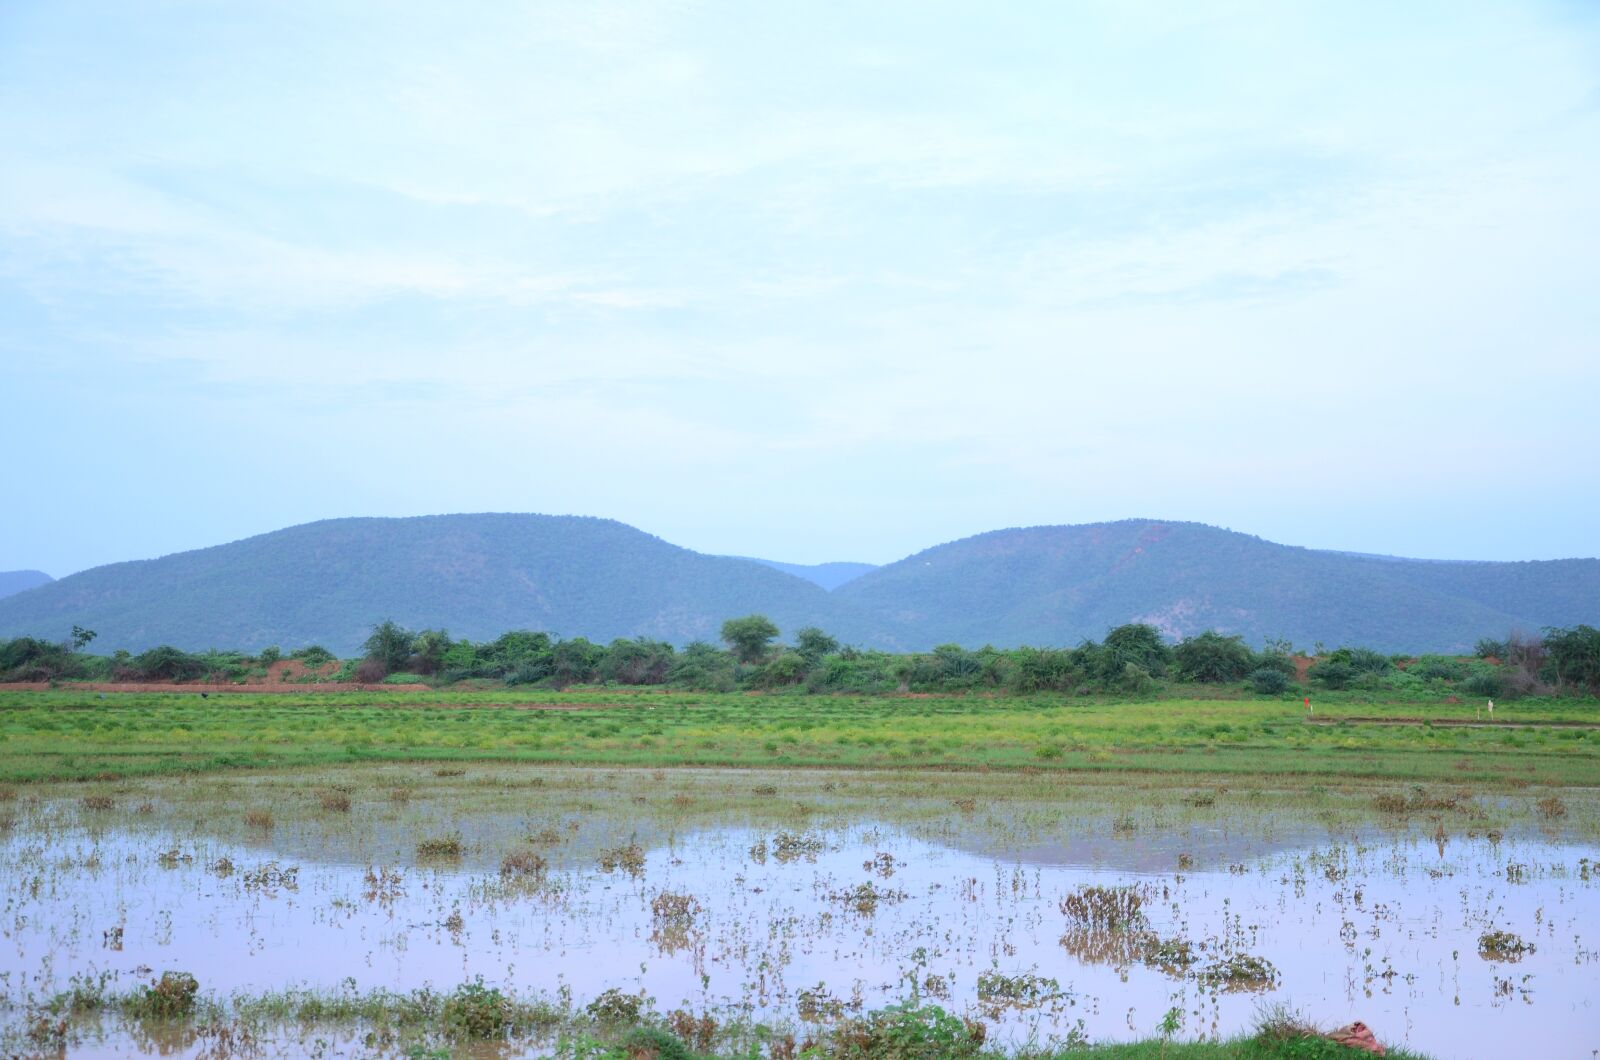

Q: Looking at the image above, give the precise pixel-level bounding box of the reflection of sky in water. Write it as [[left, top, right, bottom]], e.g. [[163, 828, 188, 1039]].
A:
[[3, 813, 1597, 1059]]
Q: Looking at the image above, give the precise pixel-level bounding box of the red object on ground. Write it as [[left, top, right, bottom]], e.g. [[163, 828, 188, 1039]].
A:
[[1326, 1021, 1386, 1055]]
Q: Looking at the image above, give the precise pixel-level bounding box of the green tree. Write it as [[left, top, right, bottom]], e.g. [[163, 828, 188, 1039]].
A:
[[794, 626, 840, 664], [721, 614, 779, 664], [71, 625, 97, 652], [362, 620, 416, 676]]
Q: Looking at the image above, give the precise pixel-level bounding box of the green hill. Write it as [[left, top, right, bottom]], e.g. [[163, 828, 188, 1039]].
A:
[[0, 571, 53, 600], [832, 520, 1600, 654], [0, 515, 889, 654], [0, 515, 1592, 655]]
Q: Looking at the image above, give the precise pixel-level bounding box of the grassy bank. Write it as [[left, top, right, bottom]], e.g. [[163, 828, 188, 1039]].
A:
[[2, 687, 1597, 785], [16, 978, 1429, 1059]]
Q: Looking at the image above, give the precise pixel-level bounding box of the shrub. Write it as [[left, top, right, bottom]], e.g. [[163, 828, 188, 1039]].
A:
[[1099, 623, 1171, 679], [585, 987, 646, 1024], [133, 646, 207, 682], [417, 834, 464, 859], [1247, 667, 1291, 695], [290, 645, 335, 667], [1117, 662, 1155, 695], [827, 1001, 986, 1058], [126, 972, 199, 1019], [1410, 655, 1467, 681], [600, 638, 674, 685], [1463, 668, 1503, 698], [752, 652, 807, 688], [256, 646, 281, 665], [1308, 659, 1354, 690], [1543, 624, 1600, 692], [441, 979, 512, 1039], [1007, 647, 1081, 692], [1174, 631, 1254, 683], [0, 637, 74, 679]]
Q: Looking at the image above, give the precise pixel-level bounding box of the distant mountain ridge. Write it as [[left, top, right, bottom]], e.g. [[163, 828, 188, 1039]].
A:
[[832, 520, 1598, 652], [0, 570, 53, 600], [732, 558, 878, 591], [0, 514, 1593, 654]]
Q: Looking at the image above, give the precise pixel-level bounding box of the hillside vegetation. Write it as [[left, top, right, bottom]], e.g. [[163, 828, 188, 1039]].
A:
[[0, 514, 1594, 653]]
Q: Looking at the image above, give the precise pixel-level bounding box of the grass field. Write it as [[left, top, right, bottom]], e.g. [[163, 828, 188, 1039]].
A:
[[3, 686, 1597, 786]]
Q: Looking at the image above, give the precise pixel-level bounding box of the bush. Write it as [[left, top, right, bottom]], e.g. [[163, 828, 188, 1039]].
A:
[[0, 637, 74, 680], [257, 646, 281, 665], [133, 646, 207, 682], [126, 972, 199, 1019], [1117, 662, 1156, 695], [291, 645, 335, 667], [1411, 655, 1467, 682], [440, 979, 513, 1039], [1247, 668, 1291, 695], [1099, 623, 1172, 679], [752, 652, 806, 688], [1174, 631, 1254, 683], [667, 642, 737, 692], [1543, 624, 1600, 693], [1007, 647, 1082, 692], [1308, 660, 1354, 690], [827, 1001, 986, 1058], [600, 638, 674, 685], [1463, 668, 1503, 698]]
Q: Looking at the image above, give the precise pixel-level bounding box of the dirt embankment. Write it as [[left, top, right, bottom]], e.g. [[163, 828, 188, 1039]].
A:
[[6, 658, 387, 693]]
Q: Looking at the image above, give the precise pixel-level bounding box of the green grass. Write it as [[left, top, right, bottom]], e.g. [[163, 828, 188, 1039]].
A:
[[2, 687, 1597, 786], [21, 978, 1430, 1059]]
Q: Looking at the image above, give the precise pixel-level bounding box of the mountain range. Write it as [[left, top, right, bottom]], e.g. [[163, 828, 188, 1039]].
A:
[[0, 570, 53, 600], [0, 514, 1593, 655]]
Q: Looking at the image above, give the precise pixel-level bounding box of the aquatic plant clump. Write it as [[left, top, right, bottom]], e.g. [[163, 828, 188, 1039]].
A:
[[1059, 884, 1147, 930], [1195, 953, 1281, 992], [1478, 930, 1535, 962]]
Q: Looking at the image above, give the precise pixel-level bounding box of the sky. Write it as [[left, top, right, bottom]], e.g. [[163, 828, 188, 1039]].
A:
[[2, 1, 1598, 577]]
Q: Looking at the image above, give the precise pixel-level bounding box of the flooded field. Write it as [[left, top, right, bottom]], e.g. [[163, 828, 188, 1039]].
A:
[[1, 766, 1596, 1057]]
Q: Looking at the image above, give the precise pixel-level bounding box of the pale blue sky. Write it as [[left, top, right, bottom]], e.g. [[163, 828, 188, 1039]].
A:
[[3, 1, 1597, 576]]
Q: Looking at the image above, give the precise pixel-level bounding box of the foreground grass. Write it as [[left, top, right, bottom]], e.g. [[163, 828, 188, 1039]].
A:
[[16, 978, 1429, 1059], [2, 687, 1598, 786]]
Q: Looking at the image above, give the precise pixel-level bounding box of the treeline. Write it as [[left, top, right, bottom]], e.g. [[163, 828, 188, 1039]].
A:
[[4, 617, 1599, 698]]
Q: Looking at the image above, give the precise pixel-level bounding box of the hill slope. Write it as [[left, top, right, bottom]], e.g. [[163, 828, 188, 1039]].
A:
[[833, 520, 1600, 653], [0, 515, 891, 654], [0, 571, 53, 600]]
